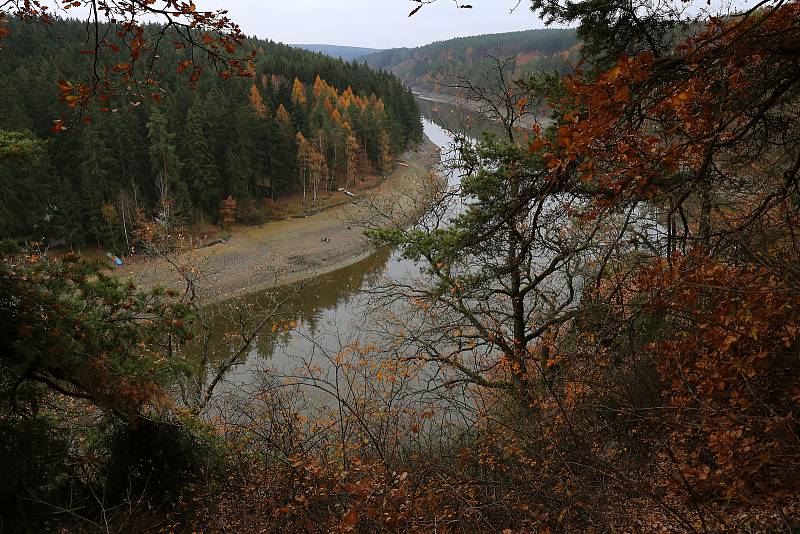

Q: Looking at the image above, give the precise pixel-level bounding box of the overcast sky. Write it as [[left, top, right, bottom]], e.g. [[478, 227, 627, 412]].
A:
[[204, 0, 550, 49]]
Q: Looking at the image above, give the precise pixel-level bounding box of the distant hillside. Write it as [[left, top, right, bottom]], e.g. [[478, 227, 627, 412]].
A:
[[362, 29, 579, 93], [292, 44, 382, 61]]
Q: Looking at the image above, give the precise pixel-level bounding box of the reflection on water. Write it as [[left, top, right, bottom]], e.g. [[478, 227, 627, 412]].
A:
[[414, 94, 508, 140]]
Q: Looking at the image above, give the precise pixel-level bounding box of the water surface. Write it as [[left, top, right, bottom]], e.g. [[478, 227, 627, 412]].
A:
[[196, 110, 465, 398]]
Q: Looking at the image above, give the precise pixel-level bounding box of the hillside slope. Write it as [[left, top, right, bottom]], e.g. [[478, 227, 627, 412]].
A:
[[0, 18, 421, 249], [292, 44, 382, 61], [363, 28, 579, 93]]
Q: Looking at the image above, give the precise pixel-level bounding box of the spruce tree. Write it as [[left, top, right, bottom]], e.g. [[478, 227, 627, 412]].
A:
[[181, 99, 221, 222], [271, 104, 296, 198], [78, 123, 115, 247], [147, 106, 188, 230]]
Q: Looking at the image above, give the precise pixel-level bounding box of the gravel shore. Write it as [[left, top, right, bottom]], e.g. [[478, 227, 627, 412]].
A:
[[117, 137, 442, 302]]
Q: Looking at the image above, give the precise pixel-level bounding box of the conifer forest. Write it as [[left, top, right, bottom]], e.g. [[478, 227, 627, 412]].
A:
[[1, 0, 799, 531]]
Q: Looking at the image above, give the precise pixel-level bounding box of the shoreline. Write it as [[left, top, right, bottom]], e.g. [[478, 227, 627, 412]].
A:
[[413, 88, 551, 130], [116, 136, 442, 303]]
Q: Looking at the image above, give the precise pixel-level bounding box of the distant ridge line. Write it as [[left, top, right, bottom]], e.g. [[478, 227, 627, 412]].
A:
[[291, 43, 384, 62]]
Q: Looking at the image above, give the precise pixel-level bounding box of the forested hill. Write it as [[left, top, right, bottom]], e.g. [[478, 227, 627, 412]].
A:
[[362, 28, 579, 93], [292, 44, 383, 61], [0, 18, 422, 250]]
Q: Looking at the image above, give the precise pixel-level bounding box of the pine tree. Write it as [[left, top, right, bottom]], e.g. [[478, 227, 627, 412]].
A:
[[182, 99, 221, 222], [225, 103, 259, 202], [247, 90, 272, 202], [290, 78, 309, 133], [104, 107, 150, 211], [147, 106, 187, 231], [78, 123, 116, 247], [0, 131, 52, 239], [0, 85, 34, 131], [270, 104, 296, 198]]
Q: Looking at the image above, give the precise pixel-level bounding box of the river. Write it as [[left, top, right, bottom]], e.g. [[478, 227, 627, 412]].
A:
[[194, 99, 473, 403]]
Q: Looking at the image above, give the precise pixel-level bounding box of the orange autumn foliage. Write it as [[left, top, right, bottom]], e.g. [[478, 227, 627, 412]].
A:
[[248, 83, 268, 118], [636, 255, 800, 501]]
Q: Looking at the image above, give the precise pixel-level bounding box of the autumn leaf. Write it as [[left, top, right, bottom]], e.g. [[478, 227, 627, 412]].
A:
[[57, 78, 73, 93], [340, 508, 358, 531], [49, 120, 66, 133], [528, 138, 546, 153]]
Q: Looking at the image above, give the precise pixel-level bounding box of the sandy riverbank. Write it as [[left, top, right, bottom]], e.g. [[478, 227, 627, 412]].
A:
[[116, 137, 442, 302]]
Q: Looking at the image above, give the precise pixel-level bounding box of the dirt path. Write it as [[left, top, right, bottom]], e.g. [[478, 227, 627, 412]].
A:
[[116, 137, 441, 302]]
